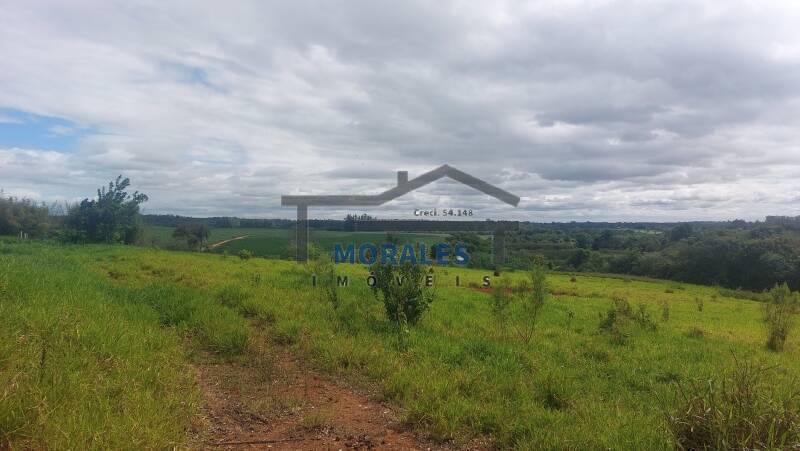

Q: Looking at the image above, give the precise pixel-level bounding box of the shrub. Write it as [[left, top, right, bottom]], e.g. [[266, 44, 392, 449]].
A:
[[764, 283, 799, 352], [237, 249, 253, 261], [370, 263, 434, 326], [172, 223, 210, 250], [661, 300, 670, 322], [513, 262, 547, 344], [695, 296, 704, 312], [666, 359, 800, 450], [600, 298, 657, 344]]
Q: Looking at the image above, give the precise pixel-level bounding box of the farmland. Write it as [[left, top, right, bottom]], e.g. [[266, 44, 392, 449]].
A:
[[146, 225, 447, 258], [1, 238, 799, 449]]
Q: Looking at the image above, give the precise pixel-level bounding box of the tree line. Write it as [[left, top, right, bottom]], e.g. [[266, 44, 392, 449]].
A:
[[500, 223, 800, 292], [5, 177, 800, 292], [1, 176, 149, 245]]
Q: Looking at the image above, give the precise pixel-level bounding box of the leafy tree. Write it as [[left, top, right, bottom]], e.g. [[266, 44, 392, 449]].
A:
[[172, 223, 210, 250], [669, 223, 693, 242], [567, 248, 591, 269], [63, 176, 148, 244]]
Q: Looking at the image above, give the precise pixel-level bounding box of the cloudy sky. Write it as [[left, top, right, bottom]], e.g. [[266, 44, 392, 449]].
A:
[[2, 0, 800, 221]]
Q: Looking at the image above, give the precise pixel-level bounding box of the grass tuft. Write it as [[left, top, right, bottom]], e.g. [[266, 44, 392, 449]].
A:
[[666, 358, 800, 450]]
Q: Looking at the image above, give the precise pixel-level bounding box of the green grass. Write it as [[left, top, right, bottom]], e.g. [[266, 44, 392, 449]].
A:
[[2, 238, 799, 449], [0, 239, 249, 448], [145, 225, 446, 258]]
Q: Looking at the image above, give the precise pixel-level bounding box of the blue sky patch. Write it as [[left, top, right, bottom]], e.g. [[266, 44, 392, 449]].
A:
[[0, 108, 90, 152]]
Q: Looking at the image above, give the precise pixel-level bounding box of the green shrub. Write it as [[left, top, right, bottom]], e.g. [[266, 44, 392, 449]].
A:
[[666, 359, 800, 450], [513, 262, 547, 343], [764, 283, 799, 352], [370, 263, 435, 326], [490, 277, 513, 322], [237, 249, 253, 260], [600, 298, 657, 344]]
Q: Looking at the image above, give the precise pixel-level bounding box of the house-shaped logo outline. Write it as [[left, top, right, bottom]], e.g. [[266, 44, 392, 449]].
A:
[[281, 164, 520, 262]]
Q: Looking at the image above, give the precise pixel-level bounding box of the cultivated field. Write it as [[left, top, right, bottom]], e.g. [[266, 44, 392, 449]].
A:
[[146, 225, 446, 258], [1, 238, 798, 449]]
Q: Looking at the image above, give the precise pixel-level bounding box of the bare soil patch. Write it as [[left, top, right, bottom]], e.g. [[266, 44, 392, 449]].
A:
[[191, 339, 450, 450]]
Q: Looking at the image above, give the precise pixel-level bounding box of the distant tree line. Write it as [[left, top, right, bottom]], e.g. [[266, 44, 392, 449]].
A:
[[500, 223, 800, 292], [0, 194, 51, 237], [142, 214, 347, 231], [5, 179, 800, 292], [1, 176, 149, 245]]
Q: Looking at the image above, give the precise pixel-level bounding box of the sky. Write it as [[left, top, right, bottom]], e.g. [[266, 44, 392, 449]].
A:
[[2, 0, 800, 222]]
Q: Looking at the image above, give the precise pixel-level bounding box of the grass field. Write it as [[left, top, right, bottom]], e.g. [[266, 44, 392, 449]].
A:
[[146, 225, 447, 258], [1, 238, 799, 448]]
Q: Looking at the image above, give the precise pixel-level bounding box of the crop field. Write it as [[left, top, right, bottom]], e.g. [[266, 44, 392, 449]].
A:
[[146, 225, 447, 258], [1, 238, 799, 449]]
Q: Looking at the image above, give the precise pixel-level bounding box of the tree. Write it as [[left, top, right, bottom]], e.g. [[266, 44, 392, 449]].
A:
[[669, 223, 693, 242], [63, 176, 148, 244], [172, 223, 210, 250]]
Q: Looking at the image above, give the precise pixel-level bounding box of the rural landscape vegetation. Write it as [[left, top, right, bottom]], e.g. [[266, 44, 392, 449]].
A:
[[2, 178, 800, 449], [4, 1, 800, 450]]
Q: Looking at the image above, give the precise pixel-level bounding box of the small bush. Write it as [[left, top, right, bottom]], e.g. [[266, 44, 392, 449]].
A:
[[237, 249, 253, 260], [666, 359, 800, 450], [661, 300, 670, 322], [600, 298, 657, 344], [370, 263, 435, 326], [513, 262, 547, 344], [764, 283, 799, 352], [695, 297, 704, 312]]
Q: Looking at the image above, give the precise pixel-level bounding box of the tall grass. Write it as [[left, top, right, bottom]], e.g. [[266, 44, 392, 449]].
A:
[[0, 243, 197, 448], [4, 239, 800, 449], [0, 240, 250, 448], [667, 358, 800, 449]]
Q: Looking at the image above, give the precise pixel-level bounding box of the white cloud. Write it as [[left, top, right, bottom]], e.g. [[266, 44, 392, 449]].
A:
[[2, 0, 800, 221]]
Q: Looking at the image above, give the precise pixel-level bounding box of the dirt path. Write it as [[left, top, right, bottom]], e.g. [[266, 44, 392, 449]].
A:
[[208, 235, 251, 250], [192, 338, 448, 450]]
